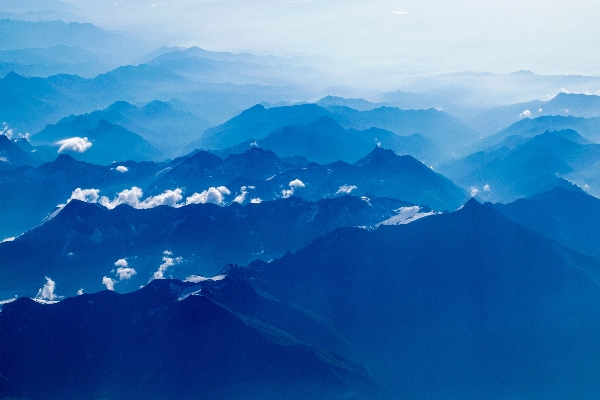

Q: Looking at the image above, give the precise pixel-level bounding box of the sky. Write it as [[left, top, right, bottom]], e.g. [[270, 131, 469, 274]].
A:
[[59, 0, 600, 77]]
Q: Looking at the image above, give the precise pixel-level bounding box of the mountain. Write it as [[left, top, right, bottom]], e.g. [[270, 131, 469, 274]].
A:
[[0, 63, 308, 135], [33, 119, 160, 165], [0, 195, 418, 298], [33, 100, 212, 158], [440, 130, 600, 202], [490, 185, 600, 258], [475, 115, 600, 150], [0, 133, 40, 171], [0, 45, 116, 78], [316, 95, 384, 111], [0, 279, 375, 400], [213, 117, 438, 165], [189, 103, 475, 162], [317, 105, 480, 159], [224, 147, 468, 211], [148, 147, 298, 195], [0, 154, 161, 239], [236, 199, 600, 397], [0, 19, 153, 67], [188, 103, 332, 150], [470, 93, 600, 136]]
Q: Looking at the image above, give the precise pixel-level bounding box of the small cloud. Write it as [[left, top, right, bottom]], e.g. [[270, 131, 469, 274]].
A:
[[1, 237, 15, 243], [36, 277, 59, 301], [538, 108, 543, 112], [184, 274, 226, 283], [470, 187, 479, 197], [289, 179, 305, 188], [115, 166, 128, 173], [250, 198, 262, 204], [56, 137, 92, 153], [186, 186, 230, 206], [560, 88, 571, 94], [392, 10, 408, 15], [114, 259, 128, 268], [519, 109, 532, 118], [116, 267, 137, 280], [233, 186, 251, 204], [483, 184, 491, 192], [336, 185, 357, 195], [77, 288, 84, 295], [69, 188, 100, 203], [151, 251, 183, 281], [102, 276, 116, 291], [282, 179, 306, 199]]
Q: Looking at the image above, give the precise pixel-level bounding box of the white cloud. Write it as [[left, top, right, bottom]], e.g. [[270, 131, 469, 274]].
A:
[[114, 258, 128, 268], [250, 198, 262, 204], [116, 267, 137, 280], [519, 109, 531, 118], [282, 179, 305, 198], [98, 187, 183, 210], [336, 185, 357, 194], [538, 108, 543, 112], [289, 179, 305, 188], [77, 288, 84, 295], [102, 276, 116, 291], [470, 187, 480, 197], [36, 277, 59, 301], [56, 137, 92, 153], [483, 184, 491, 192], [115, 166, 128, 173], [233, 186, 251, 204], [392, 10, 408, 15], [184, 274, 226, 283], [152, 251, 183, 280], [560, 88, 571, 94], [186, 186, 230, 206], [1, 237, 15, 243], [69, 188, 100, 203]]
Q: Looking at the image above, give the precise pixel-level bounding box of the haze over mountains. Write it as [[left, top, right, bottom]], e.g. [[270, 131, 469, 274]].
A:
[[2, 2, 600, 399]]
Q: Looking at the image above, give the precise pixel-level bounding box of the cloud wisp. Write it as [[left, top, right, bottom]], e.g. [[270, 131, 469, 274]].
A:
[[56, 137, 93, 153]]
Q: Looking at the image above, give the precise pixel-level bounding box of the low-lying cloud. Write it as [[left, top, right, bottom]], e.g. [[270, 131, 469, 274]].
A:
[[152, 250, 183, 281], [66, 185, 234, 210], [282, 179, 305, 198], [36, 277, 59, 301], [56, 137, 92, 153]]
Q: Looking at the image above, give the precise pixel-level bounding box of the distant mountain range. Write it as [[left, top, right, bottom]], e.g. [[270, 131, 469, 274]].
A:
[[470, 93, 600, 135], [440, 129, 600, 202], [32, 100, 212, 159], [190, 103, 478, 162]]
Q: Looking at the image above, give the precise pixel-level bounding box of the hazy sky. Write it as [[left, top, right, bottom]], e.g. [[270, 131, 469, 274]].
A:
[[63, 0, 600, 76]]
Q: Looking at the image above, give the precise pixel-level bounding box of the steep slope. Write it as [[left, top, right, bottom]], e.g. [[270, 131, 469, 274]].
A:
[[0, 134, 40, 171], [242, 199, 600, 398], [490, 185, 600, 257], [0, 279, 375, 400]]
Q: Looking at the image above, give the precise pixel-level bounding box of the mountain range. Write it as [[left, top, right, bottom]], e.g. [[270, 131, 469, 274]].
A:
[[4, 198, 600, 399], [0, 195, 419, 299], [440, 129, 600, 202]]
